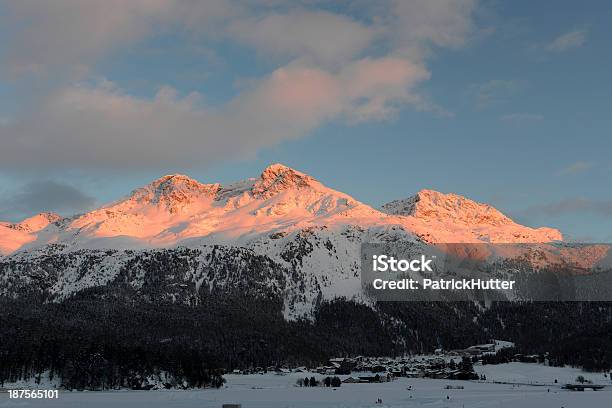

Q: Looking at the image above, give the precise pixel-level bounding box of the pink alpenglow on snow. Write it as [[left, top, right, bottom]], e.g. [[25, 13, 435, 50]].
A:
[[0, 164, 562, 255], [0, 212, 63, 255], [381, 189, 562, 243]]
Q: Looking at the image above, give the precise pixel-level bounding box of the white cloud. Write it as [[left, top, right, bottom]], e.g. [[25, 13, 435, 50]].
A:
[[2, 0, 237, 77], [227, 10, 378, 67], [391, 0, 478, 50], [546, 29, 587, 52], [3, 0, 480, 77], [0, 0, 481, 171], [0, 57, 429, 170]]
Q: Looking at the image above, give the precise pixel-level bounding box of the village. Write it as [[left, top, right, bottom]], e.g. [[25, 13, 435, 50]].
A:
[[221, 338, 612, 405], [230, 340, 521, 384]]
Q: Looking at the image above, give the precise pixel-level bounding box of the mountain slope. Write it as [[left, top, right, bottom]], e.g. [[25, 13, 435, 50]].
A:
[[381, 189, 562, 243], [0, 212, 62, 255]]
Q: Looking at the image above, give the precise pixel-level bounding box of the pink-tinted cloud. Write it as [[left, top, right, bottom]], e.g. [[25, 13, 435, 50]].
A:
[[0, 56, 429, 170], [0, 0, 480, 170], [250, 57, 430, 123]]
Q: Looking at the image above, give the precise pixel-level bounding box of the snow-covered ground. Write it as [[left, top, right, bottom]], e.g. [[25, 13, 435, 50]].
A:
[[1, 364, 610, 408], [475, 361, 608, 385]]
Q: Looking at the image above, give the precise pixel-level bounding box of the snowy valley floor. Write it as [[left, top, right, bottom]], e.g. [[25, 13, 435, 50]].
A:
[[1, 363, 610, 408]]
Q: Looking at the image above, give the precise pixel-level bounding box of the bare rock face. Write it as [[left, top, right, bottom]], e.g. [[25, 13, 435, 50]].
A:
[[129, 174, 221, 212]]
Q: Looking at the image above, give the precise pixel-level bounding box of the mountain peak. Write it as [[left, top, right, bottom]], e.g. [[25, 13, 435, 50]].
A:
[[382, 189, 562, 242], [30, 211, 62, 223], [382, 189, 513, 226], [253, 163, 316, 198], [129, 174, 220, 210], [261, 163, 294, 174], [414, 189, 512, 225], [6, 212, 62, 232], [151, 173, 199, 187]]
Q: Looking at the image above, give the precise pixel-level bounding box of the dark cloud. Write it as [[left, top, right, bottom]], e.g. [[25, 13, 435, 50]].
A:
[[0, 180, 96, 221]]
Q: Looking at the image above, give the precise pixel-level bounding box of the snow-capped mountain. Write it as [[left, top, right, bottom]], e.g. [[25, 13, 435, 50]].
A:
[[1, 164, 583, 316], [0, 212, 62, 255], [0, 163, 561, 256], [381, 189, 562, 244]]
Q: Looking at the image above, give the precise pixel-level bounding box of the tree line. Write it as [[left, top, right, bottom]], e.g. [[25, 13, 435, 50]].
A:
[[1, 293, 610, 390]]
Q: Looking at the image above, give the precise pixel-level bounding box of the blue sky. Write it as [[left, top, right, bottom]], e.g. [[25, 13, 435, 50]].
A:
[[0, 0, 610, 241]]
